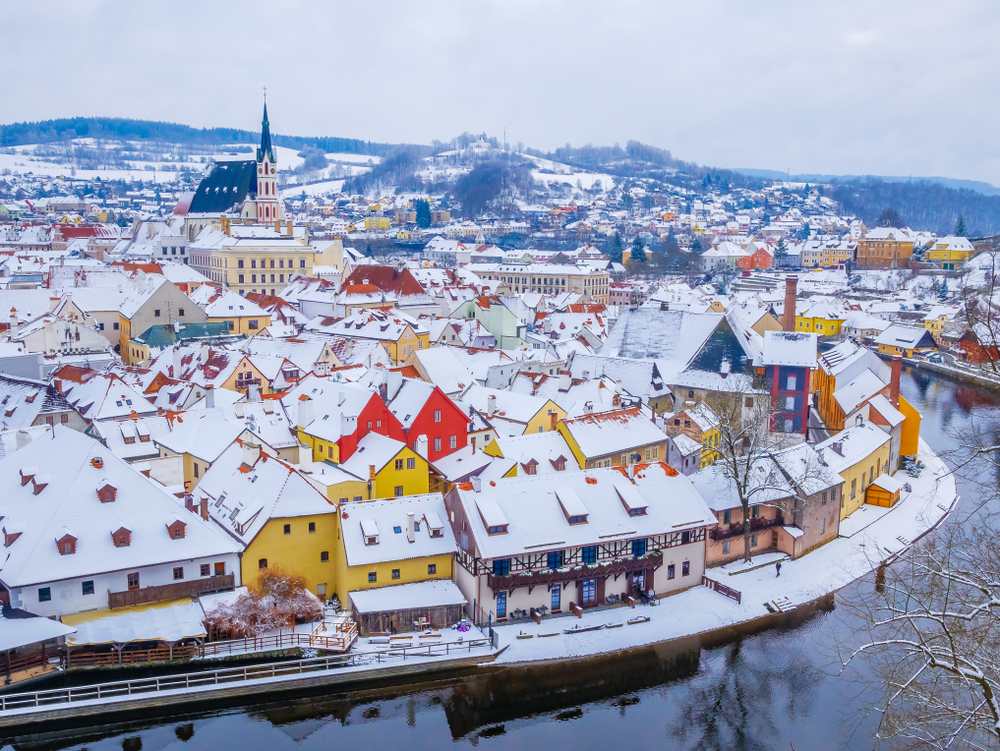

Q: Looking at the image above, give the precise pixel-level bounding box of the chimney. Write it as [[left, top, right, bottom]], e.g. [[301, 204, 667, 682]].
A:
[[8, 307, 17, 338], [173, 319, 180, 334], [387, 369, 402, 399], [205, 384, 215, 410], [297, 395, 314, 426], [286, 219, 293, 236], [173, 346, 183, 376], [406, 512, 415, 543], [890, 356, 902, 408], [486, 394, 496, 417], [416, 434, 428, 458], [248, 383, 262, 403], [274, 219, 281, 234], [338, 390, 345, 407], [627, 463, 635, 479], [471, 475, 482, 492], [15, 430, 30, 450], [584, 400, 594, 413], [200, 496, 209, 521], [558, 371, 571, 392], [242, 440, 260, 467], [184, 493, 195, 512], [831, 442, 843, 456], [200, 342, 210, 365], [782, 276, 798, 332], [234, 402, 245, 418]]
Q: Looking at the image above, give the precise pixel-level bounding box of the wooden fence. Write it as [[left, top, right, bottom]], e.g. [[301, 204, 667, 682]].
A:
[[702, 576, 742, 604]]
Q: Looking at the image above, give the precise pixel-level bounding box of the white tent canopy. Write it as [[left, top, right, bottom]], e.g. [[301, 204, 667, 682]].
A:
[[67, 601, 206, 646], [0, 615, 76, 652]]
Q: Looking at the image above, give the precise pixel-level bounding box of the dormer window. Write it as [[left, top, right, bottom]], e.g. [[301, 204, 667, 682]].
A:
[[361, 519, 379, 546], [167, 520, 186, 539], [522, 459, 538, 475], [112, 527, 132, 547], [97, 481, 117, 503], [487, 524, 508, 535], [56, 534, 77, 555]]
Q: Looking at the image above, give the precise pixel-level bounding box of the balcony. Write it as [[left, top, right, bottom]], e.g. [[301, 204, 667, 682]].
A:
[[108, 574, 235, 609], [235, 377, 262, 390], [487, 552, 661, 593], [709, 515, 784, 542]]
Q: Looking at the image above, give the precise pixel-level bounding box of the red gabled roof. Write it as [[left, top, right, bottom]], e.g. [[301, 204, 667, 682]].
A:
[[345, 265, 426, 296]]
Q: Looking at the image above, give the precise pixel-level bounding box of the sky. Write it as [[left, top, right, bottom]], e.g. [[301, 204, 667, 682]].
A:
[[3, 0, 1000, 184]]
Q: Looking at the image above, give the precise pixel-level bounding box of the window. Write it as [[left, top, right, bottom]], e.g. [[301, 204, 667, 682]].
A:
[[493, 558, 511, 576], [428, 564, 436, 575], [722, 541, 731, 555], [391, 569, 400, 580], [851, 479, 856, 499], [309, 522, 316, 533], [821, 491, 827, 506], [433, 409, 442, 423], [251, 259, 257, 269], [284, 523, 291, 535], [238, 274, 245, 284], [201, 564, 210, 577], [682, 561, 690, 577], [820, 517, 827, 534], [632, 538, 648, 558], [433, 437, 442, 452], [173, 567, 184, 580], [785, 396, 795, 411], [581, 578, 596, 605], [786, 374, 797, 390], [407, 457, 415, 469], [547, 550, 564, 569], [154, 309, 161, 318], [259, 558, 268, 570], [128, 572, 140, 589], [320, 551, 329, 562], [551, 585, 561, 610], [723, 510, 731, 525], [751, 533, 759, 547], [581, 545, 598, 564], [114, 322, 119, 330], [394, 485, 403, 497], [752, 505, 760, 518], [179, 308, 185, 317], [496, 590, 507, 617], [38, 587, 51, 603], [449, 435, 457, 449], [82, 580, 94, 596], [238, 259, 244, 268], [368, 572, 377, 583], [395, 459, 404, 471], [681, 530, 690, 544], [300, 259, 306, 268]]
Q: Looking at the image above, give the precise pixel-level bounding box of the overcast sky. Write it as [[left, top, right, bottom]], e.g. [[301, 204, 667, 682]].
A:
[[3, 0, 999, 184]]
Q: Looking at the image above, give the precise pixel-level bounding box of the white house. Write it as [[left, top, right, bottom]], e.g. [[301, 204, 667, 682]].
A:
[[0, 427, 241, 617]]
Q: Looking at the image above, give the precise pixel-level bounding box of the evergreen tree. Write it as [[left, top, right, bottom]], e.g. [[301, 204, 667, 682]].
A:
[[691, 237, 703, 254], [775, 237, 788, 259], [415, 199, 431, 229], [939, 277, 949, 300], [630, 238, 647, 265], [365, 244, 373, 258], [609, 233, 623, 263], [954, 214, 967, 237]]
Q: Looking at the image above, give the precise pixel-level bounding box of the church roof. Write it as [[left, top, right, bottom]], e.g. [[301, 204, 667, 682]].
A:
[[189, 160, 257, 214], [257, 101, 275, 163]]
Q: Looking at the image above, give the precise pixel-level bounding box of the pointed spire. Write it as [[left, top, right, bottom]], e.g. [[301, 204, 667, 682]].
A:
[[257, 90, 275, 164]]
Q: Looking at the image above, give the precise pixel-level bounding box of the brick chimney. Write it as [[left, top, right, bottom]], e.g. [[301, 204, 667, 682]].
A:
[[783, 276, 798, 332], [890, 356, 902, 407]]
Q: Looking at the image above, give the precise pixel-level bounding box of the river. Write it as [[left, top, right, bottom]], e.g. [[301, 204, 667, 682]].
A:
[[8, 367, 996, 751]]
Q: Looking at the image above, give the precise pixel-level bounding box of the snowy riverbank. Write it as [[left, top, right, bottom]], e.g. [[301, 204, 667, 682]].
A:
[[493, 438, 956, 665]]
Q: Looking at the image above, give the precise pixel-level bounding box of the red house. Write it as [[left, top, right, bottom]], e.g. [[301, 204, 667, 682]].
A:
[[337, 392, 406, 462], [385, 377, 471, 461], [737, 246, 774, 271], [958, 324, 1000, 365]]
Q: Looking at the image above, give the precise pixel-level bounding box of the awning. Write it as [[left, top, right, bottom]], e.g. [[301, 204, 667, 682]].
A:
[[64, 598, 206, 646], [0, 615, 76, 652], [349, 580, 467, 614]]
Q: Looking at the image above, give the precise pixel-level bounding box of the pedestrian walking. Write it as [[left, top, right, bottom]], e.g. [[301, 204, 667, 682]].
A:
[[776, 561, 782, 577]]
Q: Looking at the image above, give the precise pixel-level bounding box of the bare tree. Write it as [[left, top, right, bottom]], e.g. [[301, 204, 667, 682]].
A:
[[704, 384, 830, 563], [840, 523, 999, 749]]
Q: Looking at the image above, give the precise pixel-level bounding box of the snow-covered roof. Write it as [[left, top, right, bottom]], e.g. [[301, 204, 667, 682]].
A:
[[455, 463, 715, 560], [761, 331, 817, 368], [341, 494, 454, 566], [874, 324, 935, 349], [0, 427, 239, 588], [815, 423, 891, 474], [348, 579, 466, 613], [558, 406, 665, 459]]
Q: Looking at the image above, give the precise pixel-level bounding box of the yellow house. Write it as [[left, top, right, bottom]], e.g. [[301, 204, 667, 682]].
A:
[[335, 494, 456, 603], [482, 431, 576, 477], [665, 403, 721, 469], [364, 216, 391, 231], [325, 309, 430, 365], [200, 443, 341, 599], [816, 423, 893, 520], [204, 290, 272, 336], [464, 386, 567, 436], [338, 432, 431, 499], [874, 324, 937, 358], [796, 303, 846, 337], [557, 406, 668, 470], [922, 305, 959, 344], [926, 235, 975, 270], [898, 395, 922, 457]]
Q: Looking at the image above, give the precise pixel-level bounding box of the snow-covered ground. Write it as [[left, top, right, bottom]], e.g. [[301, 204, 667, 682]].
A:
[[493, 438, 956, 664], [280, 179, 347, 198]]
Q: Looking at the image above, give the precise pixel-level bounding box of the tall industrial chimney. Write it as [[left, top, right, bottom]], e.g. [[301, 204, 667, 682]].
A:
[[783, 276, 798, 332]]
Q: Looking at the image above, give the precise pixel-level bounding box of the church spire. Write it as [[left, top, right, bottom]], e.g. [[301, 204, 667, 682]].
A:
[[257, 90, 275, 164]]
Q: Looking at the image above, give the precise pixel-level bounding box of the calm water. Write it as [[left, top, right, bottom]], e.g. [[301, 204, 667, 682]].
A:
[[9, 368, 996, 751]]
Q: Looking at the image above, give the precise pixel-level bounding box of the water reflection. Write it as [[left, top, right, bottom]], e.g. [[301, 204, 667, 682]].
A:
[[5, 370, 998, 751]]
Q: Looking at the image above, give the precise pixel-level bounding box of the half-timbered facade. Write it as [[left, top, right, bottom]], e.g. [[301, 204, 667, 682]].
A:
[[444, 463, 716, 622]]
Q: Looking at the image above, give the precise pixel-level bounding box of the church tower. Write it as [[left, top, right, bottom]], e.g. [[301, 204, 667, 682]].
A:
[[255, 94, 284, 223]]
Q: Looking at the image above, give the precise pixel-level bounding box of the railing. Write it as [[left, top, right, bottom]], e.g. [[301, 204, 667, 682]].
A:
[[702, 576, 742, 604], [69, 645, 197, 667], [487, 552, 662, 593], [709, 515, 784, 542], [235, 377, 262, 390], [108, 574, 235, 609], [0, 651, 51, 675], [0, 639, 494, 713], [199, 622, 358, 658]]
